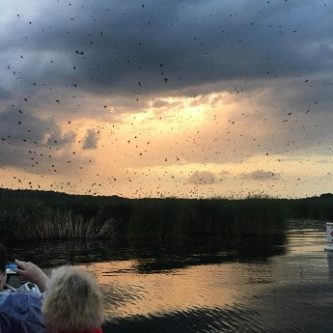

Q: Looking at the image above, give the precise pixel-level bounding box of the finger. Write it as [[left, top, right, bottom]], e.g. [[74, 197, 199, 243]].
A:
[[15, 259, 25, 266], [15, 268, 26, 276], [15, 259, 28, 269]]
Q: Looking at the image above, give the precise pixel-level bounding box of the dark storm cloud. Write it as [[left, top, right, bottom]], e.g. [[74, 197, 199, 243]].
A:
[[0, 107, 75, 146], [0, 107, 77, 169], [268, 78, 333, 114], [1, 0, 332, 173], [1, 0, 332, 95]]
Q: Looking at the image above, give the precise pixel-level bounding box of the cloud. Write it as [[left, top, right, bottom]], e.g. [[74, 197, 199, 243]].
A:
[[83, 129, 99, 149], [0, 107, 78, 171], [47, 131, 76, 147], [0, 0, 332, 198], [242, 170, 281, 181], [0, 86, 10, 100], [188, 171, 217, 185], [0, 107, 73, 145], [0, 0, 332, 96]]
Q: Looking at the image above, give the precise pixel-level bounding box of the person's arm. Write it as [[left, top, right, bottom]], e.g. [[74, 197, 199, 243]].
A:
[[14, 260, 49, 292]]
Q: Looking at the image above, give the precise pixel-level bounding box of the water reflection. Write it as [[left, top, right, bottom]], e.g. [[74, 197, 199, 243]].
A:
[[326, 255, 333, 280], [9, 235, 286, 271], [102, 306, 261, 333], [7, 222, 333, 332], [83, 261, 263, 318]]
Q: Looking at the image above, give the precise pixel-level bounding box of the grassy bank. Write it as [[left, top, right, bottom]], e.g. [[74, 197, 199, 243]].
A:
[[0, 188, 332, 243]]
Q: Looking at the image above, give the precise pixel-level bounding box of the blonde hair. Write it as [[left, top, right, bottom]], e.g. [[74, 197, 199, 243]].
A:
[[42, 265, 104, 332]]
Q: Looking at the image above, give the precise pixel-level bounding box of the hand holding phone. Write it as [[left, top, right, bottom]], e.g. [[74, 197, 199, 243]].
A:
[[14, 259, 49, 292]]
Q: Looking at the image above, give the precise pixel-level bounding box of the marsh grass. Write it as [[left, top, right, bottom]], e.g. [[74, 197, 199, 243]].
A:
[[1, 188, 332, 242], [12, 209, 114, 240], [125, 198, 288, 244]]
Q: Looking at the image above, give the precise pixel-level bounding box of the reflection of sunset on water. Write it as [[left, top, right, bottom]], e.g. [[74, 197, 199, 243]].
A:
[[8, 223, 333, 331], [82, 260, 274, 318], [287, 228, 325, 255]]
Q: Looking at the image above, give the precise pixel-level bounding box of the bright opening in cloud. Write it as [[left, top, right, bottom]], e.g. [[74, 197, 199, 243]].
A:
[[0, 0, 332, 198]]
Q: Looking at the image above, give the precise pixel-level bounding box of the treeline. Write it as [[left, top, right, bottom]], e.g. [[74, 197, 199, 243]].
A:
[[287, 193, 333, 220], [0, 188, 332, 243]]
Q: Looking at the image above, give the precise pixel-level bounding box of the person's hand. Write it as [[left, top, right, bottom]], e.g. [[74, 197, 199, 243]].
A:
[[15, 259, 49, 292]]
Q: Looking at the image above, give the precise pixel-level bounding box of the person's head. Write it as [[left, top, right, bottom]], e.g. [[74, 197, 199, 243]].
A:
[[42, 265, 104, 332], [0, 242, 7, 289]]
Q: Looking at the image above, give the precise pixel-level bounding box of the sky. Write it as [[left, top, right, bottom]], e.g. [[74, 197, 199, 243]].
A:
[[0, 0, 332, 199]]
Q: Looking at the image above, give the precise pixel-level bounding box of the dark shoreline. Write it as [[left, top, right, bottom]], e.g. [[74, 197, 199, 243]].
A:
[[0, 188, 332, 243]]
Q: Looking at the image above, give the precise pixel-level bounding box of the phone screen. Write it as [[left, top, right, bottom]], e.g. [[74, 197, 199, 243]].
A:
[[6, 262, 18, 275]]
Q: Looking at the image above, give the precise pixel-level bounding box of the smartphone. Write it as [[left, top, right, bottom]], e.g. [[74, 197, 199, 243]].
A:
[[6, 262, 18, 275]]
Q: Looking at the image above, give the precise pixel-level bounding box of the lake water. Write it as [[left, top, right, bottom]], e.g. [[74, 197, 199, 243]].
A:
[[9, 220, 333, 332]]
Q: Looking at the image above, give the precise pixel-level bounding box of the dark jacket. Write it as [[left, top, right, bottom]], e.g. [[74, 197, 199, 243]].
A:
[[0, 291, 46, 333]]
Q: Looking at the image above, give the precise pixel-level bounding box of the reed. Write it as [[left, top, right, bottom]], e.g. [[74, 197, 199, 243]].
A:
[[125, 198, 288, 243], [1, 188, 332, 242], [13, 209, 114, 240]]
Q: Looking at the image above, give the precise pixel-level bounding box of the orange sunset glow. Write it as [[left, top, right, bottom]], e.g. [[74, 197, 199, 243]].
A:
[[1, 1, 332, 198]]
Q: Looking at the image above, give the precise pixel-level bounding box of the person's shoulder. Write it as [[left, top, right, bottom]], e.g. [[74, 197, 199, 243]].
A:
[[0, 292, 43, 322], [0, 292, 24, 306], [0, 291, 41, 310], [0, 290, 11, 306]]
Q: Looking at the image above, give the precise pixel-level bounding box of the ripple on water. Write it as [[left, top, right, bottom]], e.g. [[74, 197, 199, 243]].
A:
[[8, 223, 333, 332]]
